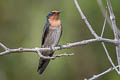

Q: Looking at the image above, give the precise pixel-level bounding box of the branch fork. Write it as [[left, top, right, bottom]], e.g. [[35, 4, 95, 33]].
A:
[[74, 0, 120, 79]]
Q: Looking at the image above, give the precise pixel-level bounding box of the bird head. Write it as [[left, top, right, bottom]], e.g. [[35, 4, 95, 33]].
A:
[[47, 10, 61, 20]]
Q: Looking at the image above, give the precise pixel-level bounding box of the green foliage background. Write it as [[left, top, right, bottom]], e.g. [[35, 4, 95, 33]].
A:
[[0, 0, 120, 80]]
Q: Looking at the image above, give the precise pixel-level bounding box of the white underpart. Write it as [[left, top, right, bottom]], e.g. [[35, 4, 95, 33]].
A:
[[49, 26, 61, 47]]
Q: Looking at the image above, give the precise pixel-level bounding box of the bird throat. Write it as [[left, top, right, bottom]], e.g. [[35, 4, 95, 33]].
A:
[[48, 19, 61, 27]]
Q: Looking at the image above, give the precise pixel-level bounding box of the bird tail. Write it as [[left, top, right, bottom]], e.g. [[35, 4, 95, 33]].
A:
[[37, 58, 50, 74], [37, 52, 53, 74]]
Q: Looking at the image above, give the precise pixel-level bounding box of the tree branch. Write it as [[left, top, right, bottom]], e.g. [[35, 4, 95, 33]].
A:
[[97, 0, 120, 37], [74, 0, 120, 79], [100, 10, 107, 37], [36, 49, 74, 60], [107, 0, 118, 39], [0, 41, 9, 50], [74, 0, 98, 38], [107, 0, 120, 72], [0, 38, 118, 56], [85, 66, 119, 80], [100, 10, 119, 73], [0, 0, 119, 79]]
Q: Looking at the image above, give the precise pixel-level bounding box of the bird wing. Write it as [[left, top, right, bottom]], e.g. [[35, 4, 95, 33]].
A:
[[57, 26, 62, 45], [60, 26, 62, 39], [41, 21, 50, 46]]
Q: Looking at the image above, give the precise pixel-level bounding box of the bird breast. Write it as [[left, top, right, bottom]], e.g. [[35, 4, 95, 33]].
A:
[[43, 26, 61, 48]]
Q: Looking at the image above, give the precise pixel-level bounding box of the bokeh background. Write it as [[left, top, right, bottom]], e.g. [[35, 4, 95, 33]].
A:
[[0, 0, 120, 80]]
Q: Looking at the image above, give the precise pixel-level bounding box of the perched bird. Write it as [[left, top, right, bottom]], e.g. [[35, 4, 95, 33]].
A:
[[37, 10, 62, 74]]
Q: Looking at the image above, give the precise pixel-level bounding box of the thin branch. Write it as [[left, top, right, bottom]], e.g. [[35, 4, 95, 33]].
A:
[[0, 0, 119, 79], [85, 66, 119, 80], [97, 0, 120, 37], [53, 53, 74, 58], [107, 0, 118, 39], [102, 43, 119, 73], [74, 0, 98, 38], [36, 49, 74, 60], [115, 46, 120, 72], [0, 41, 9, 50], [97, 0, 111, 26], [100, 9, 120, 74], [0, 38, 118, 56], [73, 0, 120, 79], [100, 10, 107, 37], [107, 0, 120, 72]]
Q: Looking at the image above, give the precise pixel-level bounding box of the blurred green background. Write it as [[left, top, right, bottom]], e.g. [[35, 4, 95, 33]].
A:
[[0, 0, 120, 80]]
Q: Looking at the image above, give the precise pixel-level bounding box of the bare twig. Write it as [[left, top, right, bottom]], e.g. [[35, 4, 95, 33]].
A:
[[107, 0, 118, 39], [74, 0, 98, 38], [97, 0, 120, 36], [97, 0, 112, 29], [85, 66, 119, 80], [100, 11, 107, 37], [0, 41, 9, 50], [107, 0, 120, 72], [0, 0, 119, 79], [100, 10, 119, 73], [53, 53, 74, 58], [36, 49, 74, 60], [74, 0, 120, 79], [102, 43, 119, 73], [0, 38, 118, 56]]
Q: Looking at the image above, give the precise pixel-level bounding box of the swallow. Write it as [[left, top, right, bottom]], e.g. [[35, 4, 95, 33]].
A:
[[37, 10, 62, 74]]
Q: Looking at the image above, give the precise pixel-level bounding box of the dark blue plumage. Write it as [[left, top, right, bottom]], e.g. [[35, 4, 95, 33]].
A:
[[41, 21, 50, 46], [37, 11, 62, 74]]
